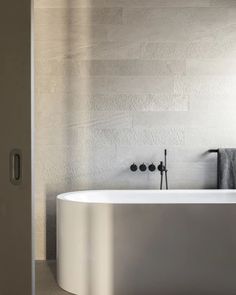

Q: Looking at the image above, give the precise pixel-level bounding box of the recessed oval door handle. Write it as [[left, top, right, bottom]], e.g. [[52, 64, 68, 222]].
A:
[[9, 149, 22, 185]]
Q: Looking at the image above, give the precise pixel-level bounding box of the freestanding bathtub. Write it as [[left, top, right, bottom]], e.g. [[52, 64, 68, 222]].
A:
[[57, 190, 236, 295]]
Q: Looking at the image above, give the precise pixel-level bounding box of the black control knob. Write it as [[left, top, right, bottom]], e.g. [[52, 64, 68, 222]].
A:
[[130, 163, 138, 172], [139, 163, 147, 172], [157, 161, 165, 172], [148, 163, 156, 172]]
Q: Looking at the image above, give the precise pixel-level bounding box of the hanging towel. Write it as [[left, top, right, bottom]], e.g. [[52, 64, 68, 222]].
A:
[[218, 148, 236, 189]]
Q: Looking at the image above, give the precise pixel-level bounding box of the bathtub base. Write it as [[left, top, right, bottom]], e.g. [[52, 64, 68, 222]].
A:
[[57, 194, 236, 295]]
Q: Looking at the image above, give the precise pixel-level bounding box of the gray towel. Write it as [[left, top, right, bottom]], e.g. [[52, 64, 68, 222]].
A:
[[218, 148, 236, 189]]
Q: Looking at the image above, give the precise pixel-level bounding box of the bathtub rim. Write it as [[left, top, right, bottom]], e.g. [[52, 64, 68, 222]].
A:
[[57, 189, 236, 204]]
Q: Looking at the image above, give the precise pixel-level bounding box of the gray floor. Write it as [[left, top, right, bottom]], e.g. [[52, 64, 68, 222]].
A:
[[36, 261, 72, 295]]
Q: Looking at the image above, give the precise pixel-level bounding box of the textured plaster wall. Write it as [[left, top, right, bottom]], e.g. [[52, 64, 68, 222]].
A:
[[35, 0, 236, 259]]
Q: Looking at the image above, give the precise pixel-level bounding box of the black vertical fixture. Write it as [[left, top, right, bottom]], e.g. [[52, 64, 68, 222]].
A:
[[164, 149, 168, 190], [157, 161, 164, 189], [158, 149, 168, 190]]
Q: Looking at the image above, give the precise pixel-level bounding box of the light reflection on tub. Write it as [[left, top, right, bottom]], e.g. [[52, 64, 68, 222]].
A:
[[57, 190, 236, 295]]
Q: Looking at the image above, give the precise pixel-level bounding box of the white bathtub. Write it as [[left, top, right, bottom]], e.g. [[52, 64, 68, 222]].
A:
[[57, 190, 236, 295]]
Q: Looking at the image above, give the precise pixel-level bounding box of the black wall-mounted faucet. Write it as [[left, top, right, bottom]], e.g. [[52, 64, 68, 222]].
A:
[[157, 149, 168, 190], [129, 151, 169, 189]]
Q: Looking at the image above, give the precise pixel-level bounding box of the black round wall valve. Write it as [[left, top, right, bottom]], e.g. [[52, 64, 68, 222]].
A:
[[148, 163, 156, 172], [158, 161, 165, 172], [130, 163, 138, 172], [139, 163, 147, 172]]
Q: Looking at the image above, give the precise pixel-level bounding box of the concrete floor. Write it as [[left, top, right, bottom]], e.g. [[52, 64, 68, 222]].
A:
[[36, 261, 72, 295]]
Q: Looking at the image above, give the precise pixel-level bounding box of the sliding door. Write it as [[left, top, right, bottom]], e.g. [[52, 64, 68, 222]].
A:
[[0, 0, 33, 294]]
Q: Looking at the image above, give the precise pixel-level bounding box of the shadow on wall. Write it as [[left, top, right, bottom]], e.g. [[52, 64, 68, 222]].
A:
[[45, 0, 93, 260]]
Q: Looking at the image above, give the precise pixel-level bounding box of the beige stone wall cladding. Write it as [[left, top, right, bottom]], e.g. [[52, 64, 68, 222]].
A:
[[35, 0, 236, 259]]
